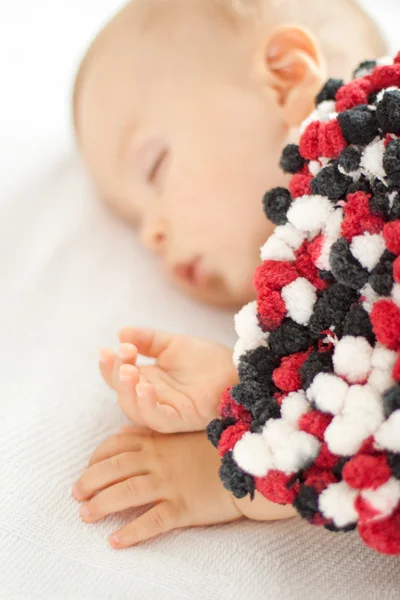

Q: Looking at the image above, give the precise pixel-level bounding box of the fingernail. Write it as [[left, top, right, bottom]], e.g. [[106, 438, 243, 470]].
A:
[[119, 343, 134, 360], [110, 535, 122, 548], [80, 504, 91, 520]]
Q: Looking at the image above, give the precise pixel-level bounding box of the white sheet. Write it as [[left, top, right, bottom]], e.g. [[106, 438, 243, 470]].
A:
[[1, 1, 400, 598]]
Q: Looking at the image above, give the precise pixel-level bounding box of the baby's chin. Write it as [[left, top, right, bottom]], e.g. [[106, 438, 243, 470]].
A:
[[167, 271, 254, 310]]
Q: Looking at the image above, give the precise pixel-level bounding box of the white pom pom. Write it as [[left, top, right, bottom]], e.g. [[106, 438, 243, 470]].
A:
[[274, 223, 305, 250], [281, 278, 317, 325], [361, 137, 386, 181], [233, 432, 273, 477], [361, 283, 380, 313], [375, 410, 400, 453], [350, 233, 386, 271], [234, 301, 264, 342], [262, 419, 320, 474], [361, 478, 400, 519], [371, 345, 398, 370], [319, 481, 358, 527], [281, 391, 310, 424], [333, 336, 373, 383], [287, 195, 334, 233], [307, 373, 349, 415], [392, 283, 400, 307], [368, 367, 395, 394], [325, 384, 384, 455], [309, 160, 322, 177], [324, 208, 343, 239], [261, 237, 295, 262]]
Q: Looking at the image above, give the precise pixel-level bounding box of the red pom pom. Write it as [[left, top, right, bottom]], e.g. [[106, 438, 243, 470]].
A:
[[393, 353, 400, 383], [341, 191, 384, 241], [336, 78, 371, 111], [255, 470, 299, 504], [355, 495, 382, 523], [359, 502, 400, 555], [308, 234, 324, 265], [254, 260, 298, 292], [298, 411, 333, 441], [318, 119, 347, 158], [218, 422, 249, 456], [371, 299, 400, 351], [289, 166, 313, 198], [394, 257, 400, 284], [314, 443, 340, 469], [358, 436, 379, 456], [273, 350, 311, 392], [383, 221, 400, 255], [343, 454, 392, 490], [257, 289, 287, 331], [274, 392, 286, 406], [218, 388, 252, 424], [295, 241, 328, 291], [370, 64, 400, 93], [303, 467, 338, 493], [299, 121, 320, 160]]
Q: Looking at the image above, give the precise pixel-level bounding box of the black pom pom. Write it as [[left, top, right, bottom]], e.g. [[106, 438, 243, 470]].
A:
[[383, 139, 400, 185], [293, 486, 319, 520], [206, 418, 236, 448], [353, 60, 377, 79], [338, 105, 379, 146], [324, 521, 357, 533], [263, 187, 292, 225], [346, 177, 372, 196], [369, 193, 390, 218], [280, 144, 305, 174], [376, 90, 400, 134], [269, 318, 312, 356], [330, 238, 370, 290], [388, 453, 400, 480], [301, 350, 333, 391], [230, 381, 265, 411], [338, 146, 362, 173], [309, 283, 359, 338], [390, 192, 400, 220], [311, 163, 352, 200], [343, 304, 376, 346], [251, 398, 281, 431], [370, 250, 396, 296], [315, 78, 343, 104], [239, 346, 278, 392], [383, 385, 400, 419], [319, 270, 336, 282], [219, 452, 255, 500]]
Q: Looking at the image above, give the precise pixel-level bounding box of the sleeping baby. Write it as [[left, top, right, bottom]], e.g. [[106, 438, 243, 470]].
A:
[[72, 0, 394, 551]]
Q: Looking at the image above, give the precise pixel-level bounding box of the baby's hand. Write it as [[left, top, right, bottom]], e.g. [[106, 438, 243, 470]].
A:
[[72, 428, 241, 548], [99, 328, 238, 433]]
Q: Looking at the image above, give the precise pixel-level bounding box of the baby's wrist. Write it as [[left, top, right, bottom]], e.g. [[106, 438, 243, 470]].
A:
[[233, 491, 298, 521]]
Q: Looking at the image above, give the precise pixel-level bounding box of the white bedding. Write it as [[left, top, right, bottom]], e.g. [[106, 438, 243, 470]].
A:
[[1, 1, 400, 598]]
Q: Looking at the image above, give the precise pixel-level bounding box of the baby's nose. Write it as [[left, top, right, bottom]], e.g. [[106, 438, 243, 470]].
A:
[[142, 220, 167, 255]]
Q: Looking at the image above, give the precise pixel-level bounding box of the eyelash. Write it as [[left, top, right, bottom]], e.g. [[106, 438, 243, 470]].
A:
[[148, 149, 168, 184]]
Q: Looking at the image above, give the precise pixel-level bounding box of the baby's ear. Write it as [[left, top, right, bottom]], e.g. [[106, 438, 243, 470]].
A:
[[257, 25, 327, 127]]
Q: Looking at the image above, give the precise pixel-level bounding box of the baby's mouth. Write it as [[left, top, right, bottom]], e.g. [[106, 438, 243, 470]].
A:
[[171, 256, 209, 289]]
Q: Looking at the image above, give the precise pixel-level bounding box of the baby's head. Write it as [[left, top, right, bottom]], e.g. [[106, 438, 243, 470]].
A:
[[74, 0, 386, 307]]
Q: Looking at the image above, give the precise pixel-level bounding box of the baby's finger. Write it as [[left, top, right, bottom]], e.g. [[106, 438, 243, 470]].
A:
[[136, 383, 182, 433], [73, 451, 148, 501], [99, 348, 116, 389], [80, 474, 160, 523], [118, 364, 143, 424], [110, 501, 181, 548], [88, 433, 143, 467], [111, 343, 138, 391], [119, 327, 174, 359]]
